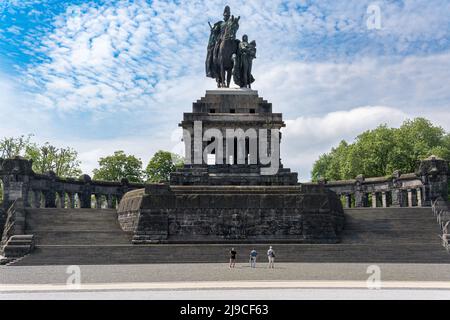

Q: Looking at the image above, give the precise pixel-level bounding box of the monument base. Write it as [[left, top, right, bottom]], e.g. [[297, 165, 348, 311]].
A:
[[117, 184, 345, 244]]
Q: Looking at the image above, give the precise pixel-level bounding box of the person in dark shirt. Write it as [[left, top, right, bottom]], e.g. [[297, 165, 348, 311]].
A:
[[229, 248, 237, 268]]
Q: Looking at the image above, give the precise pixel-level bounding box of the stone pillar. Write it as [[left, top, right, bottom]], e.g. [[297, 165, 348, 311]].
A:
[[354, 175, 364, 207], [44, 190, 56, 208], [79, 175, 93, 209], [60, 192, 66, 208], [67, 193, 75, 208], [391, 190, 400, 207], [55, 192, 61, 208], [390, 170, 402, 207], [411, 189, 418, 207], [372, 192, 377, 208], [407, 189, 413, 207], [382, 192, 387, 208], [416, 187, 423, 207], [418, 155, 449, 206]]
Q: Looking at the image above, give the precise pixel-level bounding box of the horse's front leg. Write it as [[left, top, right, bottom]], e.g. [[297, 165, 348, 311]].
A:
[[226, 71, 232, 88], [220, 65, 225, 88]]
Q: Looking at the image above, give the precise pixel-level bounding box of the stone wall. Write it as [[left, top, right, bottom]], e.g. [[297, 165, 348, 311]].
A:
[[0, 157, 144, 211], [118, 184, 345, 244], [315, 156, 449, 208]]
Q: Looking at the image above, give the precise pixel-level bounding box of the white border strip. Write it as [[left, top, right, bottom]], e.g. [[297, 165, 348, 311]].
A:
[[2, 281, 450, 292]]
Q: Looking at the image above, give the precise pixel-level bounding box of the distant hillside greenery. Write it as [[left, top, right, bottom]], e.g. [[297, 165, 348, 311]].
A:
[[311, 118, 450, 181]]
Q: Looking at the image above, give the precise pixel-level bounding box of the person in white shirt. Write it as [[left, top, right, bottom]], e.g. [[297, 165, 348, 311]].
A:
[[267, 246, 275, 269]]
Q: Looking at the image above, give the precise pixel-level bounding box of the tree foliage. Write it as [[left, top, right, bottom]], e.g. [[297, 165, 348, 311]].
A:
[[0, 134, 34, 159], [312, 118, 450, 181], [26, 143, 81, 178], [145, 150, 184, 183], [0, 135, 83, 203], [93, 151, 143, 183], [0, 135, 81, 178]]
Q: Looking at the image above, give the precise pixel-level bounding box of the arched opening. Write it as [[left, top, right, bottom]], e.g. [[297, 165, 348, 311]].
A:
[[74, 193, 80, 209]]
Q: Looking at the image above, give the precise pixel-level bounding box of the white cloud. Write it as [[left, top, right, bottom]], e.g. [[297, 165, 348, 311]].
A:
[[282, 106, 409, 180], [256, 52, 450, 117], [1, 0, 450, 182], [0, 73, 52, 139]]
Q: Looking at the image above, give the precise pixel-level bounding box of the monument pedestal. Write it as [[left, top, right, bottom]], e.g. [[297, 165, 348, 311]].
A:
[[118, 89, 345, 243]]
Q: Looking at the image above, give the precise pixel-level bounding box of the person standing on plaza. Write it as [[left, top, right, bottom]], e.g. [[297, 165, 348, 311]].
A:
[[229, 248, 237, 268], [267, 246, 275, 269], [249, 248, 258, 268]]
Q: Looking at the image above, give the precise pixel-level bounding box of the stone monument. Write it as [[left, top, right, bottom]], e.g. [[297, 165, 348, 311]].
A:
[[117, 6, 344, 244]]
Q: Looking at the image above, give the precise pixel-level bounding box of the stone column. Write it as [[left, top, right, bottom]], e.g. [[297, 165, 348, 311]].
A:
[[44, 191, 56, 208], [416, 187, 423, 207], [55, 192, 62, 208], [67, 193, 75, 208], [0, 158, 33, 210], [107, 194, 114, 209], [418, 156, 449, 206], [411, 189, 418, 207], [382, 192, 387, 208], [371, 192, 377, 208], [391, 190, 400, 207], [60, 192, 66, 208], [407, 189, 413, 207], [354, 175, 364, 207], [79, 175, 93, 208]]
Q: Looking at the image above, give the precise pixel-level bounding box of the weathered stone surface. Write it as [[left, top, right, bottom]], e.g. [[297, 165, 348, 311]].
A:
[[117, 90, 345, 244], [0, 157, 144, 210], [171, 90, 298, 185], [319, 156, 449, 208], [118, 185, 344, 244]]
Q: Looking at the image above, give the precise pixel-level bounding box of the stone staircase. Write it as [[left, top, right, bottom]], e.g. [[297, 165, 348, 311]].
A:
[[9, 207, 450, 266]]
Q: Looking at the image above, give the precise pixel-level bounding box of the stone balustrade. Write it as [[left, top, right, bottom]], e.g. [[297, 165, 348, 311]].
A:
[[310, 156, 449, 208], [0, 157, 144, 211]]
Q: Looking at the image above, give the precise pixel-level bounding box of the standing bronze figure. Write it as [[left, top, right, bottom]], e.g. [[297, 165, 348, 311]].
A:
[[206, 6, 255, 88]]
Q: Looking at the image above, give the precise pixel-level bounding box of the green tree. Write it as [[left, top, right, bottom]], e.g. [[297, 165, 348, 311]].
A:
[[93, 151, 143, 183], [145, 150, 184, 183], [311, 118, 449, 181], [390, 118, 445, 173], [25, 143, 82, 178], [0, 134, 35, 158], [0, 135, 83, 202]]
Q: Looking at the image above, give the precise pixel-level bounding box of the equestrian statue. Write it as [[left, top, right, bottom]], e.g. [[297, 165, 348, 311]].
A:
[[206, 5, 256, 88]]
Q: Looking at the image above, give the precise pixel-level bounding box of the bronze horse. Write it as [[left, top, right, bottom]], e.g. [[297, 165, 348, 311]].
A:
[[213, 16, 240, 88]]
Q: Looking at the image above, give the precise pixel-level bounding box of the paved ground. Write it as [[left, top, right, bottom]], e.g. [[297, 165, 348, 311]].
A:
[[2, 288, 450, 300], [2, 262, 450, 300], [2, 262, 450, 285]]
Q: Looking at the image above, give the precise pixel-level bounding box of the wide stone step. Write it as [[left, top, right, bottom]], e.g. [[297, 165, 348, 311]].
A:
[[341, 231, 441, 244], [11, 243, 450, 266], [344, 208, 432, 217], [31, 231, 132, 245], [25, 209, 117, 215]]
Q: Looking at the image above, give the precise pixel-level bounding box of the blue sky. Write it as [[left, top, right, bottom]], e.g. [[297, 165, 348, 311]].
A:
[[0, 0, 449, 180]]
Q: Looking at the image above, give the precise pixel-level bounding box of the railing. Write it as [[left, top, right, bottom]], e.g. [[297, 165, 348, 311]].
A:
[[314, 172, 426, 208], [308, 156, 448, 208], [0, 157, 144, 210], [1, 199, 25, 249], [432, 198, 450, 252]]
